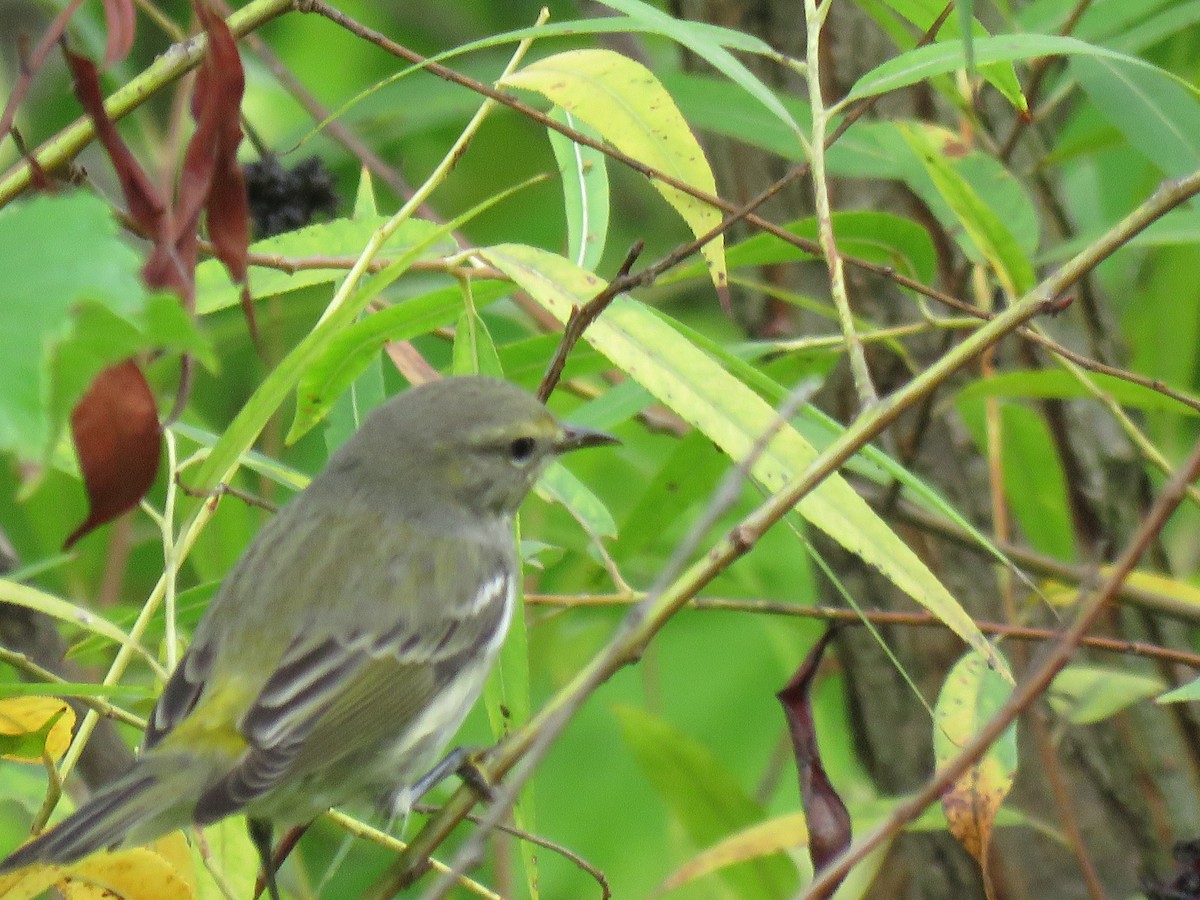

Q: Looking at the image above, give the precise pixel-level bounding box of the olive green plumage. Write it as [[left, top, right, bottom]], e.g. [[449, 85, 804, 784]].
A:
[[0, 377, 615, 883]]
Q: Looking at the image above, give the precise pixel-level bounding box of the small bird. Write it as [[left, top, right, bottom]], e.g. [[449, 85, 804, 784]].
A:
[[0, 376, 616, 896]]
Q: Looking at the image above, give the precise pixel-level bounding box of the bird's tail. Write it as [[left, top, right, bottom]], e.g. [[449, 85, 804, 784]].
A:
[[0, 754, 197, 873]]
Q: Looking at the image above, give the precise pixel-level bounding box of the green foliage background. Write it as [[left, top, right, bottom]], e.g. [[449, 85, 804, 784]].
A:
[[2, 1, 1200, 898]]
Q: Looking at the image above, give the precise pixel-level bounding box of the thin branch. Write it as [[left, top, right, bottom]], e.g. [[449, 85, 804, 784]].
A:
[[523, 593, 1200, 671], [537, 240, 643, 402], [411, 804, 612, 899], [0, 0, 299, 206]]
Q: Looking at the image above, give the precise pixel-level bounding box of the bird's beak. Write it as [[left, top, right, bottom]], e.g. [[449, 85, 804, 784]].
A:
[[557, 424, 620, 452]]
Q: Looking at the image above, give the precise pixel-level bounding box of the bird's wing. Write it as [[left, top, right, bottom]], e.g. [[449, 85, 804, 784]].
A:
[[191, 561, 512, 823], [144, 636, 214, 750]]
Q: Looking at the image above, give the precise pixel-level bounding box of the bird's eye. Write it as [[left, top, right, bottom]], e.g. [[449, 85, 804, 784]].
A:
[[508, 436, 537, 464]]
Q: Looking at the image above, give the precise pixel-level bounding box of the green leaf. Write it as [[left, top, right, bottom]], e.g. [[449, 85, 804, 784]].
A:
[[1072, 54, 1200, 178], [1049, 665, 1165, 724], [898, 122, 1035, 297], [195, 215, 457, 314], [1158, 675, 1200, 705], [288, 281, 509, 444], [500, 49, 727, 295], [0, 193, 149, 461], [547, 107, 610, 272], [323, 351, 387, 457], [614, 704, 798, 900], [479, 243, 1009, 679], [956, 397, 1076, 561], [663, 71, 813, 163], [855, 0, 1025, 110], [536, 463, 618, 540], [663, 210, 938, 286], [844, 34, 1200, 107], [955, 369, 1200, 417], [596, 0, 805, 140], [0, 682, 151, 700], [451, 283, 503, 378], [486, 519, 538, 900]]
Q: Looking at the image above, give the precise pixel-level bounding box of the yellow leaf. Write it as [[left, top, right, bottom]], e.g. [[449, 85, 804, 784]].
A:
[[501, 49, 727, 296], [657, 813, 808, 895], [0, 696, 76, 762], [0, 864, 63, 900], [0, 835, 195, 900], [63, 843, 195, 900]]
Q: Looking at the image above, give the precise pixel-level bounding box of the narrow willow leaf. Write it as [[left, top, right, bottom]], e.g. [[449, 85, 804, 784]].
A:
[[597, 0, 805, 140], [1072, 54, 1200, 178], [196, 216, 456, 314], [479, 243, 1008, 679], [659, 813, 807, 894], [614, 705, 798, 899], [501, 49, 728, 296], [898, 123, 1034, 298], [844, 34, 1200, 106], [547, 107, 609, 272], [1049, 665, 1165, 724]]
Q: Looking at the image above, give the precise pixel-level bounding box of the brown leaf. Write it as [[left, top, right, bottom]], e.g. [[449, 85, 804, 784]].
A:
[[65, 360, 161, 549], [64, 48, 165, 239], [101, 0, 136, 66], [179, 4, 251, 326], [777, 628, 852, 894]]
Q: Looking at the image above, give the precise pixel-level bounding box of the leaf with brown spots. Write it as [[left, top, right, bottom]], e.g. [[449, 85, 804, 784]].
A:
[[933, 650, 1016, 897]]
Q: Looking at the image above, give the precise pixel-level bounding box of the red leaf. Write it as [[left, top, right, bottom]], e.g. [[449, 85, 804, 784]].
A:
[[64, 47, 165, 238], [181, 6, 248, 276], [101, 0, 136, 66], [177, 4, 251, 336], [65, 360, 162, 549], [777, 628, 852, 894]]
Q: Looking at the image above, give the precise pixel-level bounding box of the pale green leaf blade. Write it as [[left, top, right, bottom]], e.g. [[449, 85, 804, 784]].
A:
[[1072, 54, 1200, 178], [547, 107, 610, 272], [1049, 665, 1165, 724], [844, 34, 1200, 106], [500, 49, 727, 295], [898, 123, 1034, 297], [596, 0, 805, 139], [615, 705, 798, 899], [195, 216, 458, 314], [479, 243, 1007, 679]]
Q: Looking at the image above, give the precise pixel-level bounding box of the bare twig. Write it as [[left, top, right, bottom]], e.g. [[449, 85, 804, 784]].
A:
[[537, 241, 643, 402], [524, 593, 1200, 671]]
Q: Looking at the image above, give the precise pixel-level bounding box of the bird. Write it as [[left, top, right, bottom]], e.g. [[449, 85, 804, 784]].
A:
[[0, 376, 617, 897]]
